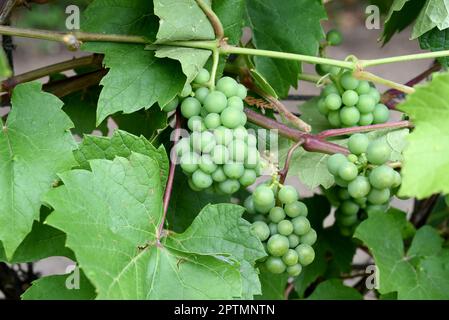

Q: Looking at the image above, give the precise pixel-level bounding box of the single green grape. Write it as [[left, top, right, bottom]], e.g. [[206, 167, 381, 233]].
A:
[[356, 81, 371, 95], [368, 87, 381, 103], [227, 96, 244, 110], [348, 176, 371, 199], [296, 244, 315, 266], [287, 264, 302, 277], [342, 90, 359, 107], [316, 64, 331, 76], [356, 94, 376, 114], [329, 67, 341, 76], [237, 84, 248, 100], [340, 72, 359, 90], [199, 154, 217, 174], [367, 188, 391, 205], [366, 140, 391, 165], [340, 106, 361, 126], [327, 153, 348, 176], [204, 113, 221, 129], [338, 162, 358, 181], [277, 220, 294, 236], [284, 201, 308, 218], [175, 138, 191, 157], [341, 200, 360, 216], [282, 249, 299, 266], [192, 169, 213, 189], [195, 87, 209, 103], [292, 216, 311, 236], [163, 96, 179, 112], [325, 93, 342, 110], [228, 139, 248, 162], [359, 113, 374, 126], [269, 222, 278, 236], [348, 133, 369, 155], [217, 179, 241, 194], [245, 148, 260, 169], [180, 152, 200, 173], [392, 170, 402, 188], [318, 98, 330, 115], [299, 229, 317, 246], [253, 185, 276, 208], [255, 200, 276, 214], [269, 207, 286, 223], [328, 110, 341, 127], [326, 29, 343, 46], [288, 234, 300, 248], [223, 162, 245, 179], [211, 145, 229, 165], [338, 213, 358, 227], [369, 165, 395, 189], [188, 178, 202, 191], [220, 107, 243, 129], [194, 68, 210, 85], [244, 196, 256, 214], [187, 116, 205, 132], [212, 167, 227, 183], [278, 185, 299, 205], [180, 97, 201, 118], [216, 76, 239, 98], [214, 126, 233, 145], [199, 131, 216, 153], [353, 197, 367, 207], [239, 169, 257, 187], [267, 234, 290, 257], [233, 126, 248, 140], [204, 91, 228, 113], [337, 188, 351, 200], [347, 154, 358, 163], [179, 83, 192, 98], [251, 221, 270, 241], [322, 83, 339, 96], [265, 257, 286, 274], [373, 104, 390, 124]]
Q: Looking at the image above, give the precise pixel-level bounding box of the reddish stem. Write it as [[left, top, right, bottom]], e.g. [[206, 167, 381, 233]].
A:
[[279, 140, 304, 184], [317, 120, 413, 139]]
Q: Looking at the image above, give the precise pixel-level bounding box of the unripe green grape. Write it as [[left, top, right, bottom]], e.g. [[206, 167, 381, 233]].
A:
[[267, 234, 290, 257], [200, 131, 216, 153], [204, 113, 221, 129], [368, 87, 381, 103], [366, 140, 391, 165], [340, 106, 360, 126], [353, 197, 367, 208], [223, 162, 245, 179], [211, 145, 229, 165], [296, 244, 315, 266], [335, 176, 349, 187], [220, 107, 243, 129], [341, 200, 360, 216], [359, 113, 374, 126], [316, 64, 331, 76], [338, 188, 351, 200], [328, 110, 341, 127], [218, 179, 240, 194], [348, 176, 371, 199], [228, 139, 248, 162], [373, 104, 390, 124], [237, 84, 248, 100], [392, 170, 402, 188], [299, 229, 317, 246], [285, 201, 308, 218], [227, 96, 244, 110], [214, 126, 233, 145], [269, 207, 286, 223], [326, 29, 343, 46], [367, 188, 391, 205], [181, 97, 201, 118], [325, 93, 342, 110], [216, 76, 239, 98], [246, 134, 257, 147], [338, 162, 358, 181], [188, 116, 206, 132], [233, 126, 248, 140], [348, 133, 369, 155], [317, 98, 330, 115], [327, 153, 348, 176], [287, 264, 302, 277], [340, 72, 359, 90], [253, 185, 275, 208], [255, 200, 276, 214], [240, 112, 248, 126], [330, 67, 341, 76], [195, 87, 209, 103], [212, 167, 227, 183], [277, 220, 294, 236], [292, 216, 311, 236], [369, 165, 395, 189], [194, 68, 210, 85], [347, 154, 358, 163], [323, 83, 339, 96], [265, 257, 286, 274], [192, 169, 213, 189], [175, 138, 191, 157], [288, 234, 300, 248], [188, 178, 202, 191], [282, 249, 299, 266], [180, 152, 199, 173], [204, 90, 228, 113], [190, 131, 203, 153], [278, 185, 299, 205], [179, 83, 192, 98], [342, 90, 359, 107], [244, 196, 256, 214], [251, 221, 270, 241], [199, 154, 217, 174], [356, 94, 376, 114], [338, 213, 358, 227], [245, 148, 260, 169], [269, 222, 278, 236], [356, 81, 371, 95], [239, 169, 257, 187], [163, 96, 179, 112]]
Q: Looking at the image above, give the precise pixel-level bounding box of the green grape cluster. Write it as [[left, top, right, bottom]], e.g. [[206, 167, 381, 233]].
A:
[[316, 72, 390, 128], [326, 134, 402, 234], [171, 69, 262, 194], [244, 182, 316, 277]]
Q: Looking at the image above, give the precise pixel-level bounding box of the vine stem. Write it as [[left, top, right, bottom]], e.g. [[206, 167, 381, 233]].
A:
[[194, 0, 224, 39], [360, 50, 449, 68], [279, 140, 304, 184], [354, 70, 415, 94], [207, 48, 219, 89], [317, 120, 413, 138], [158, 110, 181, 242]]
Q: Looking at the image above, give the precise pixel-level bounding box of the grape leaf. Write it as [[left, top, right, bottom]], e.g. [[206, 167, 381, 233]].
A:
[[397, 72, 449, 199], [382, 0, 424, 43], [212, 0, 245, 45], [245, 0, 326, 97], [412, 0, 449, 39], [0, 82, 76, 259], [255, 265, 289, 300], [355, 213, 449, 299], [74, 130, 169, 187], [153, 0, 214, 42], [419, 27, 449, 67], [307, 279, 363, 300], [22, 269, 96, 300], [112, 108, 168, 140], [297, 98, 333, 134], [81, 0, 186, 124]]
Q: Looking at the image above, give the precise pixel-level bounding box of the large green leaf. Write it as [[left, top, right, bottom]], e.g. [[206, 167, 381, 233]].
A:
[[112, 107, 168, 140], [81, 0, 185, 124], [412, 0, 449, 39], [213, 0, 245, 45], [355, 213, 449, 299], [307, 279, 363, 300], [382, 0, 425, 43], [397, 72, 449, 199], [0, 82, 76, 259], [245, 0, 326, 97], [74, 130, 169, 187], [255, 265, 289, 300], [419, 27, 449, 67]]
